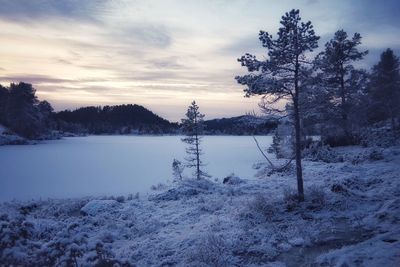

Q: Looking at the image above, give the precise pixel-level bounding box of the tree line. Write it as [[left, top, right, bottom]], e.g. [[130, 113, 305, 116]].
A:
[[56, 105, 177, 134], [0, 82, 55, 139], [0, 83, 279, 139]]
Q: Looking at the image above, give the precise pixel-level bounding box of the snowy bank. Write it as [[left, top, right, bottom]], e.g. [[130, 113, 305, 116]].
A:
[[0, 145, 399, 266], [0, 124, 29, 145]]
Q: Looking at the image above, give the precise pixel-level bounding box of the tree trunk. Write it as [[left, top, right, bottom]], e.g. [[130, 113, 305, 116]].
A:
[[195, 132, 200, 180], [294, 55, 304, 202], [293, 95, 304, 201], [339, 69, 349, 137]]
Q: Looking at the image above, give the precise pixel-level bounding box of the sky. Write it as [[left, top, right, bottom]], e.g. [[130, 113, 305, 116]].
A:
[[0, 0, 399, 121]]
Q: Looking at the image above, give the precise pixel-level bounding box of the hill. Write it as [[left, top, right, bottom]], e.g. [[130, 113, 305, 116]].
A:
[[56, 104, 178, 134]]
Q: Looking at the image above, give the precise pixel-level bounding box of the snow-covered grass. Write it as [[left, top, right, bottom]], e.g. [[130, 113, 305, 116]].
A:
[[1, 145, 399, 266], [0, 135, 273, 201]]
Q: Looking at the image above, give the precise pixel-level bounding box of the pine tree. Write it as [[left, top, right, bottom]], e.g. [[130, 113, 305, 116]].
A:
[[236, 9, 319, 201], [181, 101, 209, 180], [314, 30, 368, 137], [367, 48, 400, 130]]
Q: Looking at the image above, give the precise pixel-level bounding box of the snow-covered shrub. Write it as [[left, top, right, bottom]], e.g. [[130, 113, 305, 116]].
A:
[[303, 143, 343, 163], [116, 195, 125, 203], [253, 161, 295, 178], [172, 158, 184, 181], [80, 200, 120, 216], [369, 149, 384, 161], [247, 194, 276, 221], [186, 233, 234, 267], [150, 183, 167, 191], [222, 173, 245, 185], [307, 185, 326, 208], [0, 216, 36, 265], [127, 192, 140, 201], [330, 183, 348, 195], [359, 125, 400, 147], [199, 197, 224, 213], [283, 187, 299, 211], [86, 242, 121, 267], [351, 148, 384, 164]]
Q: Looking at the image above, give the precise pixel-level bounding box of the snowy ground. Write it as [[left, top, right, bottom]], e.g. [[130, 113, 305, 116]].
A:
[[0, 145, 399, 266]]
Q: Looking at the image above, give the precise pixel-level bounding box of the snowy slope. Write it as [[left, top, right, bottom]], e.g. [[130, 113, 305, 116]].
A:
[[0, 145, 399, 266]]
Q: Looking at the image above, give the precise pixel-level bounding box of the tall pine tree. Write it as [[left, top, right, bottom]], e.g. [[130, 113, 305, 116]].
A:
[[236, 9, 319, 201], [314, 30, 368, 138]]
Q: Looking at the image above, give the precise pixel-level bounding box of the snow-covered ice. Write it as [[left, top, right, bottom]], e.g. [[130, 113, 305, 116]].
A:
[[0, 135, 273, 201]]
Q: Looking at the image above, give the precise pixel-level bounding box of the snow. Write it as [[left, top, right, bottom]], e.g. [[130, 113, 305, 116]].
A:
[[0, 135, 273, 202], [0, 144, 399, 266]]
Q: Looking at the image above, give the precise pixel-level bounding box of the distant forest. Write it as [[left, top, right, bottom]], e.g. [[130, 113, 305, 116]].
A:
[[0, 83, 277, 139], [56, 105, 177, 135]]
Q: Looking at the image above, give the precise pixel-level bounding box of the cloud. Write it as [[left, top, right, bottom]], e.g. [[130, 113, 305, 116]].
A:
[[0, 74, 72, 85], [0, 0, 108, 22]]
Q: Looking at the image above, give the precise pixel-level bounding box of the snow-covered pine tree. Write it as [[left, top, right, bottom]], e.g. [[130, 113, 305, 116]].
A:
[[314, 30, 368, 138], [236, 9, 319, 201], [181, 101, 209, 180], [367, 48, 400, 130]]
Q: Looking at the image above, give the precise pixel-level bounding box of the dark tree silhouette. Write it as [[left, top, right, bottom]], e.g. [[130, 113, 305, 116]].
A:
[[314, 30, 368, 137], [367, 48, 400, 130], [56, 104, 176, 134]]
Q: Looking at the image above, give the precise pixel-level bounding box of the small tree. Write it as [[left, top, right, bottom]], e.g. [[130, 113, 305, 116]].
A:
[[181, 101, 209, 180], [236, 9, 319, 201], [172, 159, 184, 180]]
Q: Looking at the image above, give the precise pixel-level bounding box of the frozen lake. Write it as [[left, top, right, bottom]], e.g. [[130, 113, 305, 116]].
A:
[[0, 135, 273, 201]]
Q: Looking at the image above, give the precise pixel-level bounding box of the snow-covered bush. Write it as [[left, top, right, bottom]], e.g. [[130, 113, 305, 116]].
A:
[[247, 194, 276, 221], [116, 195, 125, 203], [172, 158, 184, 181], [253, 161, 295, 178], [283, 187, 299, 211], [307, 185, 326, 208], [351, 148, 384, 164], [150, 183, 167, 191], [359, 125, 400, 147], [186, 233, 234, 267], [80, 200, 120, 216], [222, 173, 245, 185], [150, 179, 215, 202], [303, 143, 344, 163]]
